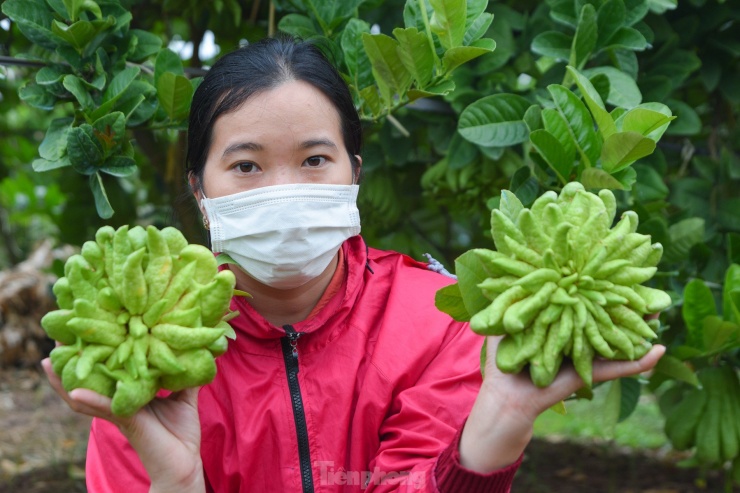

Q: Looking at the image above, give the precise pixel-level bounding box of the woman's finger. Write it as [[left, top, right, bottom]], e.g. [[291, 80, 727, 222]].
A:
[[592, 345, 666, 383]]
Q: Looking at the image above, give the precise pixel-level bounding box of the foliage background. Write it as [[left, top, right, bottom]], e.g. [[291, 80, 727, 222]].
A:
[[1, 0, 739, 483]]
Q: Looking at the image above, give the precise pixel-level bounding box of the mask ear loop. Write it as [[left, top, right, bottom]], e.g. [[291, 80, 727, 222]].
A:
[[199, 187, 210, 230]]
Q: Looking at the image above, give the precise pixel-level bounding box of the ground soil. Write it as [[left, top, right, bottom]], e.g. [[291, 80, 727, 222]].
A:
[[0, 367, 734, 493]]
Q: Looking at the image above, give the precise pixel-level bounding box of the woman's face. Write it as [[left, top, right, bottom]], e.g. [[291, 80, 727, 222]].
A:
[[194, 80, 358, 200]]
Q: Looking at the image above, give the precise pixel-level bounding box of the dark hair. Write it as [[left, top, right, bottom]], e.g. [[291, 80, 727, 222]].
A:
[[186, 37, 362, 187]]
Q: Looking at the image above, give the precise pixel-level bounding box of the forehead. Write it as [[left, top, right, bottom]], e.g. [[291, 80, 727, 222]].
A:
[[210, 80, 343, 144]]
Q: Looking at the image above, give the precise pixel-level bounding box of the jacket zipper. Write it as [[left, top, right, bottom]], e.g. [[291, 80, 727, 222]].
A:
[[281, 324, 314, 493]]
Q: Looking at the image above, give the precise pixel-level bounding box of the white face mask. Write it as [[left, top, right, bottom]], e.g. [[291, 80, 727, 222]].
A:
[[201, 183, 361, 290]]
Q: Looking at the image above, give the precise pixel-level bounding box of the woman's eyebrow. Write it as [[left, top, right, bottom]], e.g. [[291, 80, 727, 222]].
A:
[[222, 141, 262, 158], [300, 138, 338, 150]]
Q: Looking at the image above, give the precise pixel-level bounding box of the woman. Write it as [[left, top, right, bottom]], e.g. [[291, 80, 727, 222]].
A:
[[42, 37, 665, 492]]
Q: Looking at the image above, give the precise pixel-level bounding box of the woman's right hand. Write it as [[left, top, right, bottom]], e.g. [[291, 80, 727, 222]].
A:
[[41, 357, 206, 493]]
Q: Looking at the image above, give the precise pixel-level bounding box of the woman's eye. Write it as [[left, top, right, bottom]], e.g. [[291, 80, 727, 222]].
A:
[[236, 162, 258, 173], [304, 156, 326, 167]]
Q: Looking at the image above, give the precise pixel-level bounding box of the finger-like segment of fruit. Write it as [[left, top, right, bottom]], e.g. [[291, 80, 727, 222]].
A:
[[162, 260, 198, 312], [178, 244, 219, 285], [41, 309, 77, 345], [62, 355, 116, 397], [632, 284, 672, 313], [149, 336, 186, 374], [583, 313, 615, 358], [491, 210, 525, 255], [105, 337, 134, 370], [504, 236, 544, 268], [598, 324, 635, 360], [199, 270, 236, 327], [121, 248, 148, 315], [144, 255, 173, 311], [530, 349, 562, 388], [496, 333, 528, 373], [606, 305, 657, 339], [503, 282, 558, 333], [151, 324, 225, 350], [160, 349, 217, 392], [159, 306, 202, 328], [76, 344, 116, 380], [50, 344, 80, 376], [570, 322, 594, 388], [81, 241, 104, 269], [470, 286, 528, 335], [513, 268, 561, 292], [67, 317, 127, 346], [518, 210, 550, 254], [608, 285, 647, 313], [66, 256, 97, 302], [52, 277, 75, 310], [643, 243, 663, 268], [74, 298, 118, 324], [478, 276, 518, 299], [111, 376, 159, 418], [160, 227, 189, 255], [111, 225, 132, 295]]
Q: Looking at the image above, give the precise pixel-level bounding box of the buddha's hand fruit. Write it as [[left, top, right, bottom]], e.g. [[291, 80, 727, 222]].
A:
[[42, 225, 238, 417], [454, 182, 671, 387]]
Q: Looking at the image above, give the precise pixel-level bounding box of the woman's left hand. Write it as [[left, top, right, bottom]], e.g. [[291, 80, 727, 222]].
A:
[[458, 335, 666, 473]]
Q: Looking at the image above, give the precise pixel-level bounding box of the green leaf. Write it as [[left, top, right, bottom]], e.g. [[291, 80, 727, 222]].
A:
[[394, 27, 434, 87], [579, 168, 625, 190], [447, 132, 478, 170], [541, 108, 577, 161], [663, 217, 705, 263], [341, 19, 374, 91], [647, 0, 677, 14], [596, 0, 626, 48], [523, 105, 542, 132], [278, 13, 319, 39], [1, 0, 60, 50], [103, 66, 140, 104], [623, 0, 649, 26], [653, 355, 700, 386], [633, 164, 668, 202], [664, 99, 701, 136], [567, 65, 616, 139], [702, 316, 740, 353], [157, 72, 194, 121], [458, 94, 531, 147], [39, 117, 73, 161], [434, 283, 471, 322], [613, 166, 636, 190], [583, 66, 642, 109], [570, 4, 597, 68], [529, 129, 573, 184], [464, 12, 493, 46], [532, 31, 572, 61], [509, 167, 539, 205], [454, 249, 496, 318], [619, 105, 675, 140], [154, 49, 184, 86], [723, 264, 740, 324], [130, 29, 162, 62], [32, 157, 72, 172], [600, 131, 656, 173], [362, 33, 413, 105], [52, 18, 113, 52], [67, 125, 103, 174], [99, 156, 137, 177], [89, 172, 114, 219], [547, 84, 601, 168], [63, 74, 95, 112], [92, 111, 126, 153], [617, 378, 641, 422], [36, 65, 67, 85], [429, 0, 467, 49], [604, 27, 649, 51], [682, 278, 716, 349], [442, 38, 496, 74], [63, 0, 102, 21], [602, 379, 621, 437], [19, 83, 56, 110], [407, 80, 455, 101]]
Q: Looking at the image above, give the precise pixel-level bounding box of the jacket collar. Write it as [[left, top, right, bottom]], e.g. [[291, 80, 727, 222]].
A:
[[227, 236, 369, 351]]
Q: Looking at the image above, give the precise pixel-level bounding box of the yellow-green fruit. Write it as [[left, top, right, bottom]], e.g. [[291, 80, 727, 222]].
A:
[[41, 225, 239, 416], [469, 183, 671, 387]]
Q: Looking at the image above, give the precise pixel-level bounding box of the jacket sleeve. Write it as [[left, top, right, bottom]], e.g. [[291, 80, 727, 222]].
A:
[[364, 321, 521, 493], [85, 418, 150, 493]]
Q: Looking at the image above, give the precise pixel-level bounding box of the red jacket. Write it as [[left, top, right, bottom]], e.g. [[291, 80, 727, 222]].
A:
[[86, 236, 521, 492]]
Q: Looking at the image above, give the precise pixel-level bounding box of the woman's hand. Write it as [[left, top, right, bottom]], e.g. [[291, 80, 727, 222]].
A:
[[41, 357, 206, 493], [458, 335, 666, 473]]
